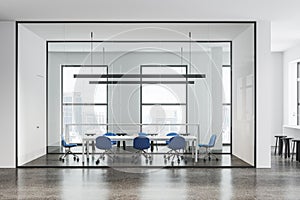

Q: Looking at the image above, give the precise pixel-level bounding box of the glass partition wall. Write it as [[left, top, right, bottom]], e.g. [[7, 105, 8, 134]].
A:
[[48, 41, 231, 153], [17, 22, 255, 167]]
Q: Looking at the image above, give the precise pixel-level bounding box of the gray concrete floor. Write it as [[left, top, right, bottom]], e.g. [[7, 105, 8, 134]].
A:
[[1, 154, 300, 199]]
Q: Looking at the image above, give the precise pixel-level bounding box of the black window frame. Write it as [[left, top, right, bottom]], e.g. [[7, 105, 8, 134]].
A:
[[60, 64, 108, 145]]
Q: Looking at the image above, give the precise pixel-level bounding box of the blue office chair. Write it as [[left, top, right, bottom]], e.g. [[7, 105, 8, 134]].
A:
[[132, 136, 152, 164], [95, 136, 115, 164], [103, 132, 117, 145], [198, 134, 218, 161], [166, 132, 179, 144], [59, 137, 79, 162], [139, 132, 159, 151], [164, 136, 186, 166]]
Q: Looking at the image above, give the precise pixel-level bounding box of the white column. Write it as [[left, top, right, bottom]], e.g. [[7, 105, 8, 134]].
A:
[[0, 22, 16, 168], [256, 20, 272, 168]]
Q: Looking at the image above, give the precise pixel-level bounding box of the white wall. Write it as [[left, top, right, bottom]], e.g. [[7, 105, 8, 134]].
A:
[[47, 53, 62, 146], [18, 25, 46, 165], [283, 45, 300, 125], [0, 22, 16, 168], [232, 25, 255, 166], [269, 52, 283, 145], [256, 20, 272, 168]]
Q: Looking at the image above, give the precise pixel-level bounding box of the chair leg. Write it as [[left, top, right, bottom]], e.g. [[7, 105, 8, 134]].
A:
[[141, 150, 151, 163], [132, 150, 151, 163], [203, 148, 209, 161], [165, 149, 185, 166], [96, 153, 105, 164], [170, 154, 176, 165], [201, 147, 218, 161], [174, 150, 185, 164], [164, 150, 176, 161], [95, 150, 115, 164], [209, 152, 218, 160], [59, 148, 79, 162]]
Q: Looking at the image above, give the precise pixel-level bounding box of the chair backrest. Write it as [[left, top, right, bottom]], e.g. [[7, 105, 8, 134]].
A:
[[166, 132, 178, 137], [61, 137, 67, 147], [104, 132, 116, 136], [96, 136, 112, 150], [133, 136, 150, 150], [168, 136, 186, 150], [165, 132, 179, 144], [208, 134, 217, 147], [103, 132, 117, 145], [138, 132, 147, 136]]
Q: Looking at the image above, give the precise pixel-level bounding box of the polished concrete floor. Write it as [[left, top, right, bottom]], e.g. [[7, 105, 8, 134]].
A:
[[1, 155, 300, 199]]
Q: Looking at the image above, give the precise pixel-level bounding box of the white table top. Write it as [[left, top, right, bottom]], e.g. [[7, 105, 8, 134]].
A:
[[81, 134, 198, 163], [82, 135, 197, 141]]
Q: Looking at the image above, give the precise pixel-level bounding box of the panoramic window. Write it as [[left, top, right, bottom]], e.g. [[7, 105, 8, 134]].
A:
[[62, 65, 108, 143]]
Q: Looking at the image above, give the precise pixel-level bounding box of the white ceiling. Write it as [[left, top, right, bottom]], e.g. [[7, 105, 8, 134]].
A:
[[1, 0, 300, 52], [23, 23, 250, 41]]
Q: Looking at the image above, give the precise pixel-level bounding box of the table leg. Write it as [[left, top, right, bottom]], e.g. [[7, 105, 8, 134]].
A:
[[82, 140, 85, 164], [150, 141, 154, 152], [292, 142, 295, 161], [191, 140, 194, 159], [194, 140, 198, 162], [185, 141, 189, 153], [87, 141, 90, 161], [92, 141, 95, 158], [274, 137, 278, 155], [117, 141, 121, 148], [287, 141, 291, 158], [123, 141, 126, 150]]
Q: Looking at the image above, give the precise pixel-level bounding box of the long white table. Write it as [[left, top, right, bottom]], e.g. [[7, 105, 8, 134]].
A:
[[82, 135, 198, 163]]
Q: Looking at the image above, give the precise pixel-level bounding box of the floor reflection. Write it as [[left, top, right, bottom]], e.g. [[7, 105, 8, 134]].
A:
[[7, 150, 300, 199]]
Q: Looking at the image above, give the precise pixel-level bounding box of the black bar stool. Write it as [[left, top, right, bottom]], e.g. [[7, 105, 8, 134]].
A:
[[282, 137, 293, 158], [274, 135, 286, 155], [291, 139, 300, 161]]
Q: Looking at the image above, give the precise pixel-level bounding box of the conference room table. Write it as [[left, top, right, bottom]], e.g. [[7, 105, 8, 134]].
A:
[[81, 135, 198, 164]]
